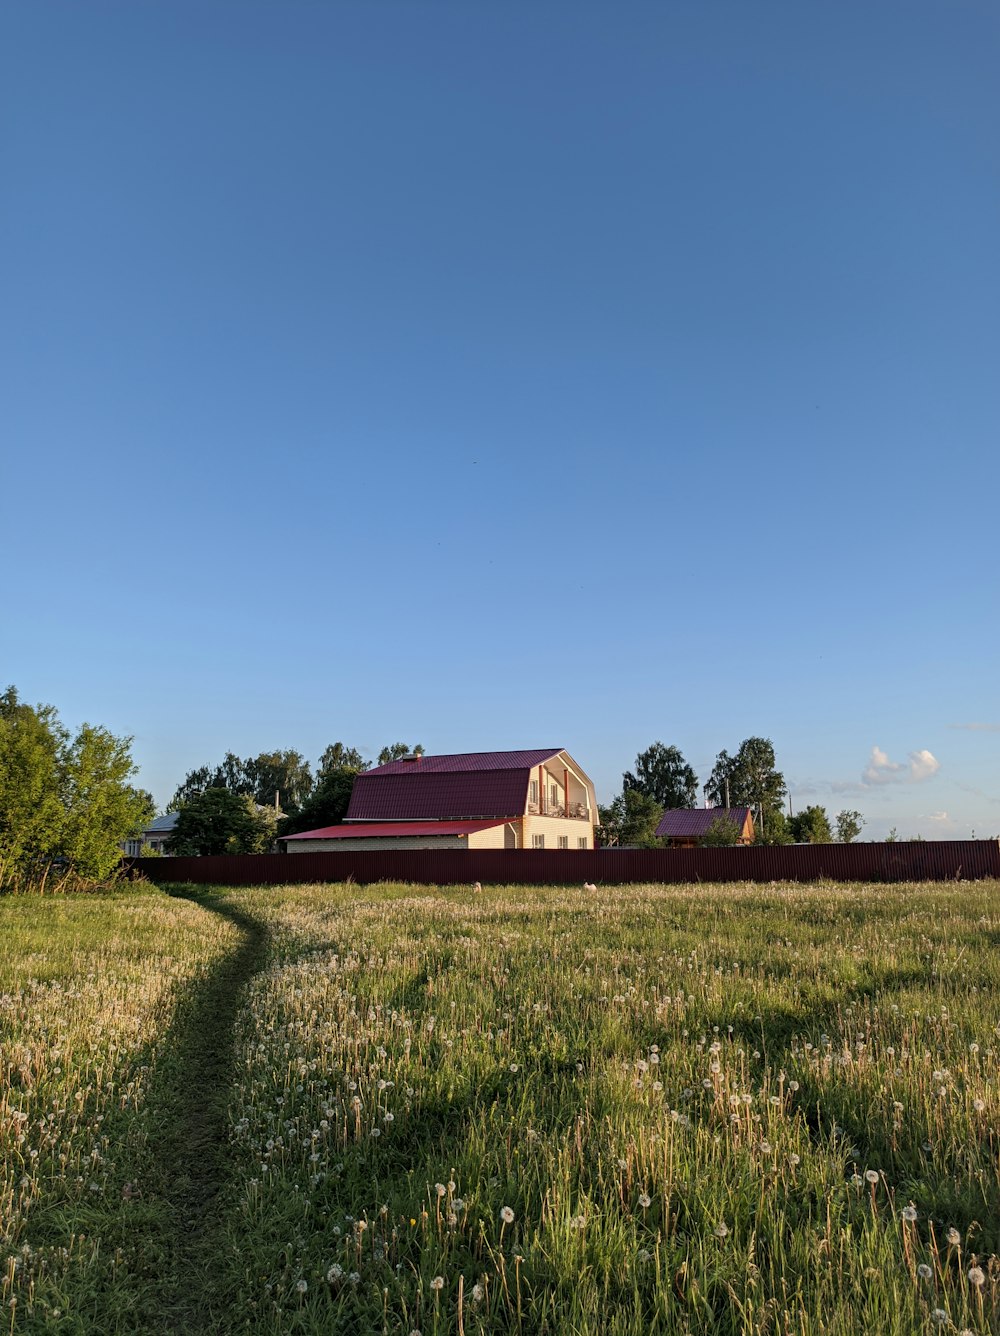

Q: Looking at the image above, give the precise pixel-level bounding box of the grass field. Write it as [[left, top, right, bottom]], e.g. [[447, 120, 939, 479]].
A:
[[2, 880, 999, 1334]]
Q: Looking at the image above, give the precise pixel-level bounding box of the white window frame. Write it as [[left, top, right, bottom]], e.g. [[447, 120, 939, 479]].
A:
[[532, 834, 545, 849], [578, 837, 588, 849], [558, 835, 569, 849]]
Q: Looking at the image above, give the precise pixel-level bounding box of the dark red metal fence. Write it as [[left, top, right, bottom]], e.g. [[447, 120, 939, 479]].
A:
[[128, 839, 1000, 888]]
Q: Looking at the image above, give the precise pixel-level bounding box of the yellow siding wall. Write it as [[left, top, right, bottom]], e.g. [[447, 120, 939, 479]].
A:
[[467, 822, 519, 849], [522, 815, 594, 849]]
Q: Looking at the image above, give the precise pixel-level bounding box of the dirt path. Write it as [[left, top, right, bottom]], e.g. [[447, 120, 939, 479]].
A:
[[151, 891, 269, 1334]]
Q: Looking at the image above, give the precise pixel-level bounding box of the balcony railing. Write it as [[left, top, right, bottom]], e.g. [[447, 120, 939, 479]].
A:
[[527, 802, 591, 820]]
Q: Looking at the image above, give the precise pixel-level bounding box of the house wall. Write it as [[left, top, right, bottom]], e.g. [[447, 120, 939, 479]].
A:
[[287, 835, 469, 853], [467, 822, 520, 850], [522, 814, 594, 850]]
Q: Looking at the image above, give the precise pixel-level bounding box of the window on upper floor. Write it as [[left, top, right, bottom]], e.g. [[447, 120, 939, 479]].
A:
[[558, 836, 569, 849], [530, 780, 539, 805], [578, 837, 588, 849], [532, 834, 545, 849]]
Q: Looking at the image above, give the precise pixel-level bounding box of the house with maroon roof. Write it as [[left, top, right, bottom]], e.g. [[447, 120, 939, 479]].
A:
[[283, 749, 597, 852], [655, 807, 755, 848]]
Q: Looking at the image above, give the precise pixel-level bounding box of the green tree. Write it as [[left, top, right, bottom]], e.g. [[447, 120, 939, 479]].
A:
[[699, 815, 742, 847], [707, 738, 786, 838], [281, 766, 365, 837], [60, 725, 155, 877], [318, 742, 368, 778], [0, 688, 66, 877], [0, 687, 151, 884], [597, 790, 664, 848], [756, 808, 793, 845], [835, 809, 865, 843], [788, 805, 833, 844], [245, 750, 312, 813], [623, 742, 698, 810], [167, 789, 275, 856]]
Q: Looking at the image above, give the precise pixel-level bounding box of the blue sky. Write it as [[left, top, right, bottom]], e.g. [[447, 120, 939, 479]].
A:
[[4, 1, 998, 838]]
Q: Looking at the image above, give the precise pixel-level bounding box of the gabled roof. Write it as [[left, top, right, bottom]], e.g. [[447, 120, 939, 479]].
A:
[[346, 749, 565, 822], [655, 807, 753, 839], [284, 820, 507, 842]]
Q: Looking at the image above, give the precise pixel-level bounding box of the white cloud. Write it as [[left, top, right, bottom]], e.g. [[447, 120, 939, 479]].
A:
[[863, 746, 904, 785], [926, 811, 953, 826], [862, 746, 940, 786], [908, 749, 940, 782]]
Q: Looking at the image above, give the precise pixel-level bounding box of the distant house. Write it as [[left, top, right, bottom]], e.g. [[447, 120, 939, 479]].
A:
[[655, 807, 755, 848], [283, 749, 597, 852], [123, 812, 179, 857]]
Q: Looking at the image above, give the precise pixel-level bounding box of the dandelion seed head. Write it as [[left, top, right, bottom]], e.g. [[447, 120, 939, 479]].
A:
[[902, 1206, 918, 1223], [865, 1170, 880, 1185], [430, 1275, 445, 1291], [968, 1266, 985, 1287], [918, 1264, 933, 1280], [500, 1206, 515, 1224]]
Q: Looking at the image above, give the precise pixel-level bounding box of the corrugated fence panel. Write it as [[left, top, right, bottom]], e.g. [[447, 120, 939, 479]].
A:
[[128, 840, 1000, 888]]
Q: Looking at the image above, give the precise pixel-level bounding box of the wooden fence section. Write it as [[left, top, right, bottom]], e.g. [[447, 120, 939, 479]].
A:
[[130, 839, 1000, 888]]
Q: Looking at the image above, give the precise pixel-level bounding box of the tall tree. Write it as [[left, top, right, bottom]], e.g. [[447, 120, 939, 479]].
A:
[[706, 737, 786, 839], [245, 750, 312, 813], [623, 742, 698, 810], [281, 744, 368, 837], [317, 742, 368, 778], [0, 686, 151, 883]]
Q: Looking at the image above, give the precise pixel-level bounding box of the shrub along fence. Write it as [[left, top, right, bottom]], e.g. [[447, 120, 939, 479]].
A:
[[127, 839, 1000, 888]]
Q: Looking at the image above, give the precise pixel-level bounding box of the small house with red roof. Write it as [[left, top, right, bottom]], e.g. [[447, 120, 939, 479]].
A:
[[655, 807, 755, 848], [283, 748, 597, 852]]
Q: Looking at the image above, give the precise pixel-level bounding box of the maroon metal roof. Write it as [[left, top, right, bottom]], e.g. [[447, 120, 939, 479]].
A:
[[284, 820, 507, 842], [367, 749, 563, 775], [655, 808, 753, 839], [346, 749, 563, 822]]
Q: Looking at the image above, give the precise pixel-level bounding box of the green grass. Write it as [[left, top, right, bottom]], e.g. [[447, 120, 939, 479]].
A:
[[3, 880, 999, 1334]]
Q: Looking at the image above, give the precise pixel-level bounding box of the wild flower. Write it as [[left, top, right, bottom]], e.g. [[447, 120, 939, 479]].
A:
[[968, 1266, 985, 1287], [430, 1276, 444, 1291], [864, 1170, 880, 1185], [947, 1228, 962, 1247], [295, 1279, 308, 1294], [901, 1205, 918, 1223], [918, 1264, 933, 1280], [500, 1206, 515, 1224], [638, 1193, 651, 1209]]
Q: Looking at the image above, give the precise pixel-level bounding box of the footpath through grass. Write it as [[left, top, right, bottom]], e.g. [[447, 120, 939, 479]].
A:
[[3, 879, 1000, 1335]]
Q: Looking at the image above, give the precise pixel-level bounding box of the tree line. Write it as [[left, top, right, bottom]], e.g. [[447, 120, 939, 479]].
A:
[[597, 739, 864, 848], [0, 681, 887, 881], [0, 687, 153, 887], [165, 742, 422, 856]]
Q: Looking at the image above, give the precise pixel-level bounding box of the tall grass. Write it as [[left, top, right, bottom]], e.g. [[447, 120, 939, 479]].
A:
[[3, 879, 998, 1333], [0, 885, 239, 1332], [212, 880, 1000, 1334]]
